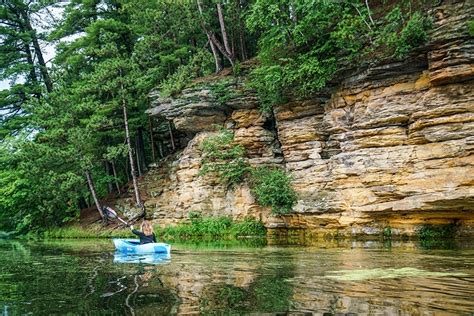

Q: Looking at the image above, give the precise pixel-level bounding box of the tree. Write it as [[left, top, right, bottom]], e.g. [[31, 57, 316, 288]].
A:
[[0, 0, 55, 137]]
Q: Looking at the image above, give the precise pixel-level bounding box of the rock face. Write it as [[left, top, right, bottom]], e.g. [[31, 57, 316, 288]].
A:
[[120, 78, 283, 226], [119, 1, 474, 237]]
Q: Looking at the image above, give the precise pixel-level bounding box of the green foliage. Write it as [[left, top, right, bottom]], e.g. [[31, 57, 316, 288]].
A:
[[469, 20, 474, 36], [418, 224, 456, 240], [383, 226, 392, 239], [231, 217, 267, 237], [209, 81, 240, 106], [156, 215, 266, 241], [249, 65, 286, 113], [159, 49, 214, 97], [247, 0, 433, 110], [380, 9, 432, 59], [199, 128, 251, 187], [250, 167, 297, 215]]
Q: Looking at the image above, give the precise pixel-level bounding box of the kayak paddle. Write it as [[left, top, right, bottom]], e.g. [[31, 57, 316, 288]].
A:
[[103, 206, 130, 227]]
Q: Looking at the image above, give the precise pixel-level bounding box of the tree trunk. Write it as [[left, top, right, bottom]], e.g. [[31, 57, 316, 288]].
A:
[[105, 161, 114, 193], [208, 30, 235, 67], [196, 0, 234, 67], [209, 37, 223, 73], [135, 134, 142, 176], [19, 9, 53, 93], [148, 117, 156, 162], [137, 127, 147, 172], [119, 69, 144, 214], [22, 42, 42, 99], [168, 120, 175, 151], [158, 140, 164, 158], [237, 0, 247, 61], [85, 170, 104, 219], [216, 3, 233, 58], [111, 161, 121, 194]]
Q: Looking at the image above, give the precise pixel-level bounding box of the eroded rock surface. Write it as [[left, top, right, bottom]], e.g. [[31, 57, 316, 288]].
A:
[[118, 1, 474, 236]]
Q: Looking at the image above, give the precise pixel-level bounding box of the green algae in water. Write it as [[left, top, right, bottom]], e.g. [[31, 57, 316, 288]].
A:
[[326, 267, 468, 281]]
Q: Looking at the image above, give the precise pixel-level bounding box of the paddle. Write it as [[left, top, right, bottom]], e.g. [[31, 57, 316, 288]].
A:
[[103, 206, 130, 227]]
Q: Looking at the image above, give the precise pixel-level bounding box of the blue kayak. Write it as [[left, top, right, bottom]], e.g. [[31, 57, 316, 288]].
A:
[[114, 252, 171, 264], [113, 239, 171, 255]]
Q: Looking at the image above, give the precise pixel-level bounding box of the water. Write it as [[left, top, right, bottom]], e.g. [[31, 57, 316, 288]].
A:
[[1, 239, 474, 315]]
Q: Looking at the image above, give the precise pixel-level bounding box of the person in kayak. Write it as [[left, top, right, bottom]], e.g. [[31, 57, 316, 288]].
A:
[[130, 220, 156, 244]]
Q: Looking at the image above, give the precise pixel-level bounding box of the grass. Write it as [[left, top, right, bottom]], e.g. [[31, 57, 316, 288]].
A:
[[41, 225, 133, 239], [34, 216, 267, 242], [155, 216, 267, 242]]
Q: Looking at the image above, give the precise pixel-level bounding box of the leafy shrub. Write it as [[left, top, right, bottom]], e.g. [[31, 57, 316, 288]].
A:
[[199, 128, 251, 187], [469, 20, 474, 36], [381, 10, 432, 59], [250, 167, 297, 215], [249, 65, 287, 113]]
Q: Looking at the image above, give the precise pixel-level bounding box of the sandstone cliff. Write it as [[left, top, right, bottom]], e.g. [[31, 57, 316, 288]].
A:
[[118, 1, 473, 237]]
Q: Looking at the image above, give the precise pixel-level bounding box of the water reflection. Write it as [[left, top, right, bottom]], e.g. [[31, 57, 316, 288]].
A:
[[113, 252, 171, 265], [1, 239, 474, 315]]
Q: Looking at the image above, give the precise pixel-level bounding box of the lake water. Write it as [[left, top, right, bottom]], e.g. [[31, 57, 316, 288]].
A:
[[1, 239, 474, 315]]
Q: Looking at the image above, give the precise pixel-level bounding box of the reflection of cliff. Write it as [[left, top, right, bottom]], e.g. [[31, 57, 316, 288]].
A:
[[117, 1, 474, 237], [157, 250, 295, 314]]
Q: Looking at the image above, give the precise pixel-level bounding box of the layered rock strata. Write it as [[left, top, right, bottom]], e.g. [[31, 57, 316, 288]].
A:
[[118, 1, 474, 236]]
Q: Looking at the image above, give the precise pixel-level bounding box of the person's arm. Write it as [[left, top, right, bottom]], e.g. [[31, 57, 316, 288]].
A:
[[130, 226, 144, 238], [152, 233, 157, 243]]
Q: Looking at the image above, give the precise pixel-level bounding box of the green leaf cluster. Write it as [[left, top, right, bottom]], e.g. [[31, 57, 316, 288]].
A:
[[250, 167, 296, 215], [199, 128, 251, 188], [418, 224, 456, 240], [159, 49, 214, 97]]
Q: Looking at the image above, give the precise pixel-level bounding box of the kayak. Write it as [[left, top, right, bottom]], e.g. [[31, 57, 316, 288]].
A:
[[113, 238, 171, 255], [114, 252, 171, 264]]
